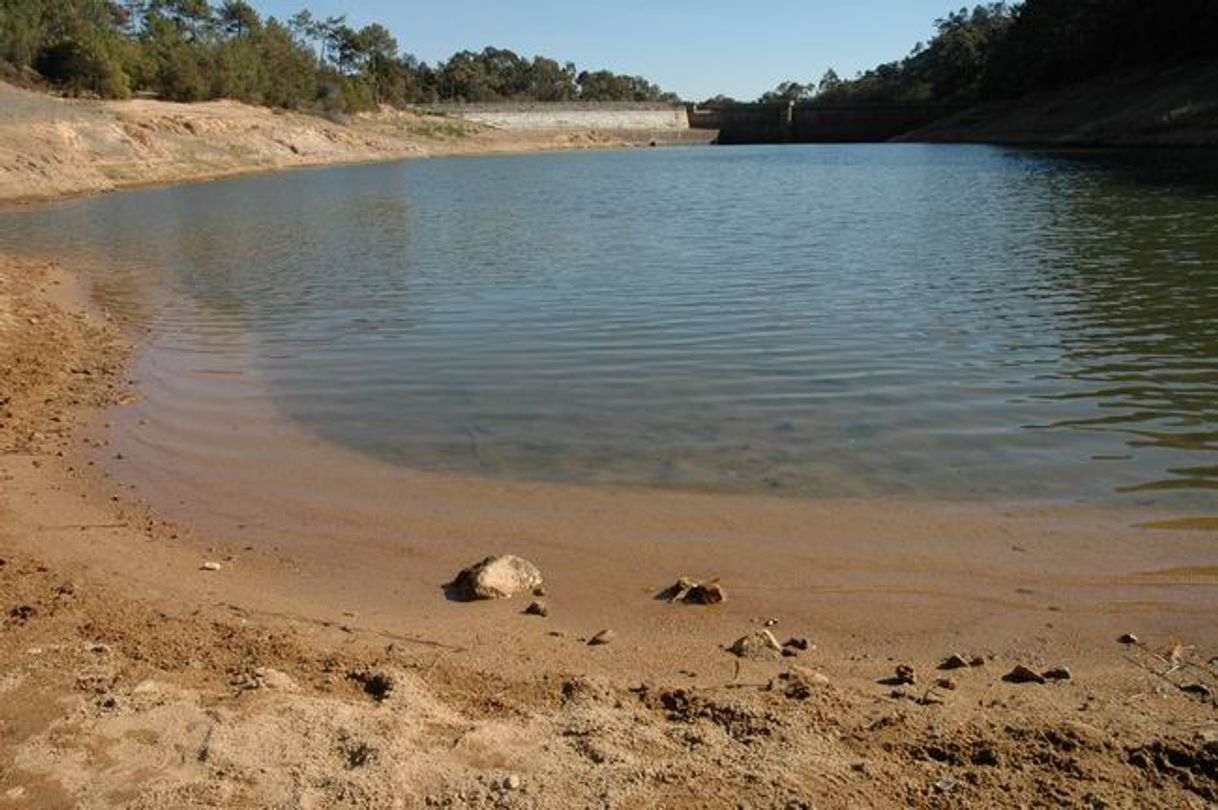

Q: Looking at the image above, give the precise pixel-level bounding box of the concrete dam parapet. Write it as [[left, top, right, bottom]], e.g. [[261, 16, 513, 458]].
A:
[[428, 102, 690, 131], [689, 102, 966, 144]]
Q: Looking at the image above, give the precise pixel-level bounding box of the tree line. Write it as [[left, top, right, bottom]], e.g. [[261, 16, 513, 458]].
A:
[[742, 0, 1217, 107], [0, 1, 680, 110]]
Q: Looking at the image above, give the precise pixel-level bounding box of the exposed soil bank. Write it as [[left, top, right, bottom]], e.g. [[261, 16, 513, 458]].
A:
[[903, 61, 1218, 147], [0, 82, 707, 206]]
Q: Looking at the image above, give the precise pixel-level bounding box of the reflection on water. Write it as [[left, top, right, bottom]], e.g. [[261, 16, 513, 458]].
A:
[[1, 144, 1215, 508]]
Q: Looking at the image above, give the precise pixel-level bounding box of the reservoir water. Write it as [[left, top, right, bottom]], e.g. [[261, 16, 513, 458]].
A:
[[3, 144, 1216, 510]]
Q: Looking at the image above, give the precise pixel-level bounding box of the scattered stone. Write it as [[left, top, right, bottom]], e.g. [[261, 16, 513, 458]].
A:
[[447, 555, 543, 601], [778, 668, 830, 699], [1181, 682, 1215, 701], [503, 774, 521, 791], [350, 670, 394, 702], [533, 585, 547, 597], [1117, 633, 1140, 645], [254, 667, 298, 691], [200, 561, 222, 572], [933, 777, 957, 794], [659, 577, 726, 605], [784, 637, 811, 652], [524, 600, 548, 617], [1003, 665, 1046, 684], [972, 747, 1001, 767], [894, 664, 916, 685], [588, 629, 616, 646], [935, 677, 958, 691], [1043, 666, 1073, 682], [728, 630, 783, 660], [969, 656, 987, 668], [939, 654, 971, 670], [764, 618, 779, 628]]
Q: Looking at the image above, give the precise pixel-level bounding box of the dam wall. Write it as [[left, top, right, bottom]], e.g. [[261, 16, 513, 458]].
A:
[[689, 102, 965, 144], [427, 102, 689, 131]]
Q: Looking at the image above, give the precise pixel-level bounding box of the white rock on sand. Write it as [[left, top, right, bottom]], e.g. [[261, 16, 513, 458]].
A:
[[447, 555, 543, 601]]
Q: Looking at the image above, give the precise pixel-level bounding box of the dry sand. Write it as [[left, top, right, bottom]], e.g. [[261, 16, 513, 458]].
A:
[[0, 90, 1217, 806]]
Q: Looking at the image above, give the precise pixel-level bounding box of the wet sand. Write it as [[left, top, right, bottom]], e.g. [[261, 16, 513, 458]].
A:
[[2, 240, 1218, 805]]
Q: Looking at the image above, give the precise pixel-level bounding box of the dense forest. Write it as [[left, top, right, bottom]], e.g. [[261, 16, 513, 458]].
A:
[[0, 0, 679, 110], [748, 0, 1218, 107]]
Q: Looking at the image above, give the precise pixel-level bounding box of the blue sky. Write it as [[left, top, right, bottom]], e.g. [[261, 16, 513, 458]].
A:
[[255, 0, 965, 101]]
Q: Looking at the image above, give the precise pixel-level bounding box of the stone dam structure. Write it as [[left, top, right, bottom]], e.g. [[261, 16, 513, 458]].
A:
[[428, 102, 690, 132], [687, 101, 967, 144], [428, 101, 964, 144]]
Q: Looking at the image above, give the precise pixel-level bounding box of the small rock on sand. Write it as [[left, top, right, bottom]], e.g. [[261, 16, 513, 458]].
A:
[[447, 555, 543, 601], [1004, 665, 1046, 684], [939, 654, 971, 670], [588, 629, 615, 646], [524, 601, 548, 617], [1118, 633, 1140, 645], [1043, 666, 1072, 681], [254, 667, 298, 691], [660, 577, 726, 605], [200, 562, 221, 572], [502, 775, 521, 791], [894, 664, 916, 685], [728, 630, 782, 660], [936, 677, 959, 691]]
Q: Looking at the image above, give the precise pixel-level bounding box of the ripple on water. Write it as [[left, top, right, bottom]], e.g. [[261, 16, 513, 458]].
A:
[[0, 144, 1215, 512]]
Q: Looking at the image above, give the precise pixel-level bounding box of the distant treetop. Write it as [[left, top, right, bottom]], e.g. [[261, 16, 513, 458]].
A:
[[0, 1, 682, 112]]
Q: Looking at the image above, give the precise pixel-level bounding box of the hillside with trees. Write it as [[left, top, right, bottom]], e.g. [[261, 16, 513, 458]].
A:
[[0, 1, 679, 111], [750, 1, 1217, 107]]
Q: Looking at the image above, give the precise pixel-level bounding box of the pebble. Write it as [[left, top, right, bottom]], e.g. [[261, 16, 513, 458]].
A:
[[1118, 633, 1140, 645], [524, 601, 548, 617], [588, 629, 615, 646], [254, 667, 298, 691], [939, 654, 970, 670], [728, 630, 783, 660], [973, 747, 1001, 767], [1181, 682, 1215, 700], [200, 561, 222, 572], [503, 774, 520, 791], [1004, 665, 1046, 684], [1043, 666, 1072, 681], [894, 664, 916, 685], [935, 677, 958, 691]]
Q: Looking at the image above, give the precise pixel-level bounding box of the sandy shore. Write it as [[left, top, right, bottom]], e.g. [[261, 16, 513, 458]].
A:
[[0, 82, 708, 207], [1, 158, 1218, 803]]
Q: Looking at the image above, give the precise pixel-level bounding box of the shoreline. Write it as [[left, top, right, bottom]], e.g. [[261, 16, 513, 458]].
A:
[[2, 244, 1217, 804], [0, 80, 711, 209]]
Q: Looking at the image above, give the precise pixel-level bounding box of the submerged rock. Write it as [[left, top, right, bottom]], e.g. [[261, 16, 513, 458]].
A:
[[447, 555, 543, 601], [728, 630, 782, 660]]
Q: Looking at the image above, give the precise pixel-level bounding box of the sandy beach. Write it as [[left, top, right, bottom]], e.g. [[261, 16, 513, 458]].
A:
[[1, 88, 1217, 807]]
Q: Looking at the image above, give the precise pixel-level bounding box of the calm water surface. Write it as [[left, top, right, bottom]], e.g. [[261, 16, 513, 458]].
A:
[[3, 145, 1216, 508]]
